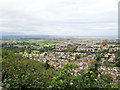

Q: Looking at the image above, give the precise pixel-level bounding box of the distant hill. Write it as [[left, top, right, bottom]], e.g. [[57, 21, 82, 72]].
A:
[[1, 34, 118, 39]]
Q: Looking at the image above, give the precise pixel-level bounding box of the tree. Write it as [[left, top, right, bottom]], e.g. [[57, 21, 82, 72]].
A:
[[75, 54, 81, 60], [49, 63, 78, 89], [2, 49, 56, 89]]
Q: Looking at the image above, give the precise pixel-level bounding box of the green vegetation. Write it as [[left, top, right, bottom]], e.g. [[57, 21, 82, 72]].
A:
[[2, 49, 119, 89], [1, 38, 119, 89], [2, 49, 56, 89]]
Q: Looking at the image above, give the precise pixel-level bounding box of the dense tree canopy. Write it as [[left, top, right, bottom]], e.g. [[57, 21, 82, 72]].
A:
[[2, 49, 56, 89]]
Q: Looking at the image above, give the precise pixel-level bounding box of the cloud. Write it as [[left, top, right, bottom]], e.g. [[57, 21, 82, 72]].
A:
[[0, 0, 119, 36]]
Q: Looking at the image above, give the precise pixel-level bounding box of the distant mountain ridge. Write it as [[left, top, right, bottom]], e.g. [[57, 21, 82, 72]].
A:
[[1, 34, 118, 39]]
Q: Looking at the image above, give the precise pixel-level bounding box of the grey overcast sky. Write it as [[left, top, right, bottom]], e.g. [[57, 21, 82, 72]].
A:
[[0, 0, 119, 36]]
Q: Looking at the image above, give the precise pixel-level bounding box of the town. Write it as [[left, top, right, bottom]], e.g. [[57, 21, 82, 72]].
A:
[[2, 38, 120, 76], [2, 38, 120, 88]]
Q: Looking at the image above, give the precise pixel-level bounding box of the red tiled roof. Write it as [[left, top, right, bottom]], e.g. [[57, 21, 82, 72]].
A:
[[110, 74, 117, 78], [84, 67, 88, 70], [75, 68, 82, 71], [78, 62, 83, 66]]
